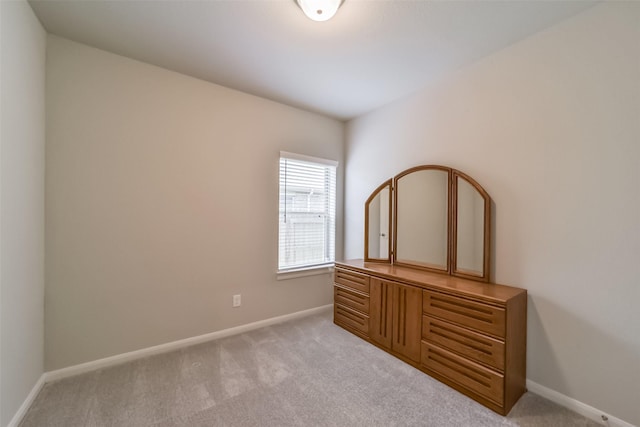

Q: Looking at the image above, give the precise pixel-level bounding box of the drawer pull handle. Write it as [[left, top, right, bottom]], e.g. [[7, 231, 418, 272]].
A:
[[430, 326, 493, 356], [337, 291, 366, 307], [337, 308, 365, 326], [431, 295, 494, 315], [431, 301, 494, 324], [427, 350, 492, 388], [336, 272, 366, 283]]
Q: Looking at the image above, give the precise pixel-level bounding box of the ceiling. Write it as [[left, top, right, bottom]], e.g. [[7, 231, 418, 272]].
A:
[[29, 0, 596, 120]]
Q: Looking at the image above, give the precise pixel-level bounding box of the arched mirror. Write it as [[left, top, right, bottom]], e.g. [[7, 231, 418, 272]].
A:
[[452, 172, 491, 281], [394, 166, 450, 272], [364, 180, 392, 262], [362, 165, 492, 282]]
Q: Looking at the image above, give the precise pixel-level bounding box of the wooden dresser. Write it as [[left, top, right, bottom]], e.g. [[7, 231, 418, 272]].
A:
[[334, 259, 527, 415]]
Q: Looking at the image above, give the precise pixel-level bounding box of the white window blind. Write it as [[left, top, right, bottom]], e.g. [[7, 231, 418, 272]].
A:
[[278, 152, 337, 272]]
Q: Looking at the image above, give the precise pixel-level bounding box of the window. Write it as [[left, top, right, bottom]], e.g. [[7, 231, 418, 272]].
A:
[[278, 152, 337, 273]]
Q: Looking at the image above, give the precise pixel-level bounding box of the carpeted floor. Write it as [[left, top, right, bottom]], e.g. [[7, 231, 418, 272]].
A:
[[20, 310, 600, 426]]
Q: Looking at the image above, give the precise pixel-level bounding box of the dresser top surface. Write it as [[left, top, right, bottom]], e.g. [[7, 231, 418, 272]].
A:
[[336, 259, 526, 304]]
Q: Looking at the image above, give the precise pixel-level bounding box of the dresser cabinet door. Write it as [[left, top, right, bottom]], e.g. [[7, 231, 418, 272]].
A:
[[369, 278, 393, 348], [370, 278, 422, 363], [392, 283, 422, 362]]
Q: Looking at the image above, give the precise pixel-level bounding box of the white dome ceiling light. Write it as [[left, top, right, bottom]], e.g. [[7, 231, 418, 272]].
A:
[[296, 0, 344, 22]]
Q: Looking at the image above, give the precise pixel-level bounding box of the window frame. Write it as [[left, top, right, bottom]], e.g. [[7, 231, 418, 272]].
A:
[[277, 151, 338, 279]]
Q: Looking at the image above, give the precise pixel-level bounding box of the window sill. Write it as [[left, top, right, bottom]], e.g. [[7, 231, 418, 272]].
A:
[[276, 264, 334, 281]]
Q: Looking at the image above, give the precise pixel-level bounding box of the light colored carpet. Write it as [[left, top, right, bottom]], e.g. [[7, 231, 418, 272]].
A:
[[20, 310, 599, 426]]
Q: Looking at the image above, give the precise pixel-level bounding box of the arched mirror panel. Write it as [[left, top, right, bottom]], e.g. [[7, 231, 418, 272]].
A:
[[364, 180, 392, 263], [452, 172, 491, 282], [393, 166, 450, 273]]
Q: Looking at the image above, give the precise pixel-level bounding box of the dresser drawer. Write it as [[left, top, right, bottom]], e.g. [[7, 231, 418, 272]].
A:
[[335, 268, 370, 294], [334, 304, 369, 335], [422, 342, 504, 405], [422, 316, 505, 371], [334, 286, 370, 314], [423, 290, 505, 338]]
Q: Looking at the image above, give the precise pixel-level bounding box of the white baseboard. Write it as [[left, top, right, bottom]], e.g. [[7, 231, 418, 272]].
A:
[[526, 379, 636, 427], [44, 304, 332, 383], [7, 374, 46, 427]]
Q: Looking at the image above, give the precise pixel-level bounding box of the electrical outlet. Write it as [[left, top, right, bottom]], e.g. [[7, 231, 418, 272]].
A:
[[233, 294, 241, 307]]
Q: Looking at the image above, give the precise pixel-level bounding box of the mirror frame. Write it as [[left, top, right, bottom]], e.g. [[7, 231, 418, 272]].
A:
[[364, 179, 392, 263], [393, 165, 451, 274], [363, 165, 492, 282], [451, 171, 492, 282]]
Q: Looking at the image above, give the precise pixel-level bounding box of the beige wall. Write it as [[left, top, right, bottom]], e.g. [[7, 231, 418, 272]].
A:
[[45, 36, 344, 370], [345, 3, 639, 425], [0, 1, 46, 425]]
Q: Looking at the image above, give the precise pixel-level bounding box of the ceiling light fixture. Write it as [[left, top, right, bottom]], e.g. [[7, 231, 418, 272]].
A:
[[296, 0, 344, 22]]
